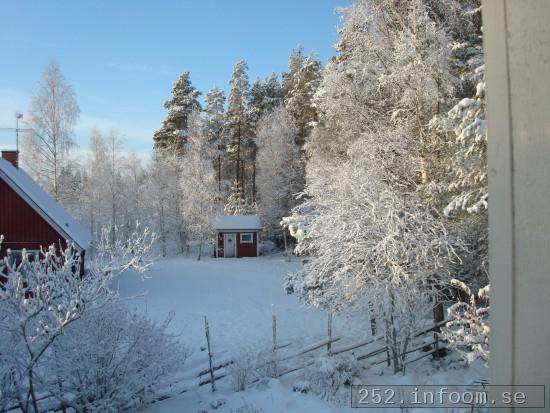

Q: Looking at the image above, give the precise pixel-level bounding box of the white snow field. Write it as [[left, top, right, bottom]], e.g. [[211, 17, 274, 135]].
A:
[[117, 254, 342, 353], [117, 254, 487, 413]]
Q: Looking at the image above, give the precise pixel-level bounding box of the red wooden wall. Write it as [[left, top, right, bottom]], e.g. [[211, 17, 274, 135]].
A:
[[237, 232, 257, 257], [0, 177, 67, 257], [216, 231, 258, 258]]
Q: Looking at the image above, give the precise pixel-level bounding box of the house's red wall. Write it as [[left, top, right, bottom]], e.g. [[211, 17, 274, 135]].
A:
[[216, 231, 258, 258], [0, 177, 67, 258], [236, 232, 257, 257]]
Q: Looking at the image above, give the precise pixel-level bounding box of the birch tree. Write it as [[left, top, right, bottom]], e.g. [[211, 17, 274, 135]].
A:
[[286, 0, 468, 372], [179, 113, 219, 260], [256, 106, 301, 239], [22, 61, 80, 201]]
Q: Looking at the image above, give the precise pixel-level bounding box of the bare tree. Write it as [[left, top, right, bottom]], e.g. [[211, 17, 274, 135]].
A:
[[22, 60, 80, 201]]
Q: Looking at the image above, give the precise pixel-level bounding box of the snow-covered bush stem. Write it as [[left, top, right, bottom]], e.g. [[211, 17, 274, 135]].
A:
[[91, 222, 158, 276], [440, 281, 490, 365]]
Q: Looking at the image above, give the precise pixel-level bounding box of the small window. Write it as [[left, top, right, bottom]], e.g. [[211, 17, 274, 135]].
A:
[[240, 233, 253, 244]]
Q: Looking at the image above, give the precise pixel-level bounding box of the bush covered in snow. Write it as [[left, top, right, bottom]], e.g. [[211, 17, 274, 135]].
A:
[[46, 303, 188, 411], [301, 354, 360, 400], [440, 280, 490, 365], [228, 348, 257, 392], [231, 402, 263, 413], [0, 230, 187, 413]]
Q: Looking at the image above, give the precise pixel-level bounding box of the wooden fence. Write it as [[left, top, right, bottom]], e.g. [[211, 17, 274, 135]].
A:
[[6, 310, 452, 412]]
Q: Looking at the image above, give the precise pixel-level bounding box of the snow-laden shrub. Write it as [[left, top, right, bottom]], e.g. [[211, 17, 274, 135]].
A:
[[254, 348, 279, 379], [0, 228, 161, 413], [47, 302, 188, 412], [259, 240, 278, 255], [302, 354, 360, 400], [231, 402, 263, 413], [227, 348, 257, 392], [292, 380, 312, 394], [440, 280, 490, 365]]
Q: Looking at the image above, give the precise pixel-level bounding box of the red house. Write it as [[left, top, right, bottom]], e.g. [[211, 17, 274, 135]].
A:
[[214, 215, 261, 258], [0, 150, 92, 275]]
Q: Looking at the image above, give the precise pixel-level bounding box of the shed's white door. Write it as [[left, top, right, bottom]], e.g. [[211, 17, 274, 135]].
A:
[[223, 233, 236, 258]]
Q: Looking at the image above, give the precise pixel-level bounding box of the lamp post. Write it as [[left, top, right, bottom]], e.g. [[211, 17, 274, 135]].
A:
[[15, 112, 23, 154]]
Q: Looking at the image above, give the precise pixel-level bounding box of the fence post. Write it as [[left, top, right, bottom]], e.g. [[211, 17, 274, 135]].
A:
[[433, 292, 445, 360], [204, 316, 216, 392], [272, 304, 277, 352], [327, 311, 333, 355]]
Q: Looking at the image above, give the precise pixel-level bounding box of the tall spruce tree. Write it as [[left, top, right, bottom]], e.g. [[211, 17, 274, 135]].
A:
[[248, 73, 284, 127], [225, 60, 252, 208], [282, 47, 322, 145], [203, 86, 226, 193], [153, 72, 201, 155]]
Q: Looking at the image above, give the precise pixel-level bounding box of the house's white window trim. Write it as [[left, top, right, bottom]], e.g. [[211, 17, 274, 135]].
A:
[[240, 233, 254, 244]]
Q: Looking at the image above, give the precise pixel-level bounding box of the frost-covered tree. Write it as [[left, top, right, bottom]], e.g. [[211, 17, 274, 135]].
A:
[[224, 179, 256, 216], [153, 71, 201, 155], [80, 128, 111, 239], [225, 60, 253, 205], [144, 153, 186, 256], [179, 113, 220, 260], [123, 151, 147, 230], [22, 60, 80, 201], [105, 129, 126, 242], [79, 128, 127, 242], [248, 73, 284, 128], [282, 47, 322, 145], [286, 156, 458, 372], [256, 106, 301, 239], [204, 86, 227, 193], [285, 0, 470, 372], [431, 3, 487, 289]]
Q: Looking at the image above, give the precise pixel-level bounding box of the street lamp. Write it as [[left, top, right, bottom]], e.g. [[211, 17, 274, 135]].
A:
[[15, 112, 23, 154]]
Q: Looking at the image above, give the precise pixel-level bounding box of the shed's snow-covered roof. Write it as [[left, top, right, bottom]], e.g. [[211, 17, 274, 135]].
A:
[[213, 215, 262, 231], [0, 158, 93, 250]]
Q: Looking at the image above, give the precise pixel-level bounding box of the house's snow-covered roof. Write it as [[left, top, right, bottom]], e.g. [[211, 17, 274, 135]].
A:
[[0, 158, 93, 250], [213, 215, 262, 231]]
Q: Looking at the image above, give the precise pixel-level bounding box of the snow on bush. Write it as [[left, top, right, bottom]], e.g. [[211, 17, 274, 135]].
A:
[[301, 354, 360, 400], [0, 227, 186, 413], [440, 280, 490, 365], [231, 402, 263, 413], [228, 348, 257, 392], [47, 302, 188, 412]]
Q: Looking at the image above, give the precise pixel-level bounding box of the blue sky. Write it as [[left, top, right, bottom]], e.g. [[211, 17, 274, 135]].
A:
[[0, 0, 347, 158]]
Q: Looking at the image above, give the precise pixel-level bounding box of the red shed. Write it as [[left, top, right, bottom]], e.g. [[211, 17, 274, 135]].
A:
[[0, 151, 92, 275], [213, 215, 261, 258]]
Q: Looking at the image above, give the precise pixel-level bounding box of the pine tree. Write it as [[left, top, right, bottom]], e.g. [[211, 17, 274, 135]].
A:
[[204, 86, 226, 193], [153, 72, 201, 155], [282, 47, 322, 145], [225, 60, 252, 208], [247, 73, 284, 127]]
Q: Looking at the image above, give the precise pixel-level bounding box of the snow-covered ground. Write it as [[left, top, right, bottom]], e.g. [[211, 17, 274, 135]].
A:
[[117, 254, 487, 413], [117, 254, 340, 353]]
